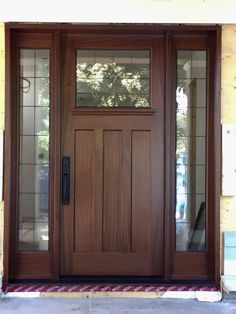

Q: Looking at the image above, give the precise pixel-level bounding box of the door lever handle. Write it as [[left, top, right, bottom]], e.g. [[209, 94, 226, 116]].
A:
[[62, 156, 70, 205]]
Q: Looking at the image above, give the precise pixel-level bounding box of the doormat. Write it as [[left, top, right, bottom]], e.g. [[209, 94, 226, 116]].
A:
[[3, 283, 220, 293], [2, 284, 222, 301]]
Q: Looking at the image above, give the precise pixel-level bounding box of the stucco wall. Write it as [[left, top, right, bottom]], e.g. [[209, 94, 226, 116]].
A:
[[221, 25, 236, 261], [0, 23, 236, 277], [1, 0, 236, 23], [0, 22, 4, 276]]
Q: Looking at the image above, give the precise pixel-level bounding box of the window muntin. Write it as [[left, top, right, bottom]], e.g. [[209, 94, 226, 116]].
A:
[[18, 49, 50, 251], [175, 50, 207, 252]]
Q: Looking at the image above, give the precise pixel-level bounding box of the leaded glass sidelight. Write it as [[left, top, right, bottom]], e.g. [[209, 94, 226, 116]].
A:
[[76, 50, 150, 108], [18, 49, 50, 251], [175, 51, 207, 252]]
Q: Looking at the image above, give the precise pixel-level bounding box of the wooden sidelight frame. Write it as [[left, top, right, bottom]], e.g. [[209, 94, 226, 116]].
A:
[[3, 23, 221, 286]]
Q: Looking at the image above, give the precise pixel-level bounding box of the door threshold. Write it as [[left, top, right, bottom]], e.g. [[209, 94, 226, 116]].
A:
[[2, 282, 221, 302]]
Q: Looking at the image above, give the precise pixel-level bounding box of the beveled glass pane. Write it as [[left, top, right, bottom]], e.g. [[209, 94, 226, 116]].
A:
[[20, 49, 35, 77], [19, 223, 35, 250], [19, 48, 50, 251], [20, 164, 49, 195], [132, 94, 149, 108], [34, 223, 49, 250], [175, 50, 207, 252], [196, 79, 206, 107], [76, 49, 150, 108], [132, 64, 150, 78], [177, 79, 206, 108], [132, 50, 150, 64], [35, 49, 50, 77], [196, 137, 206, 165], [176, 109, 189, 137], [177, 51, 192, 79], [36, 194, 49, 221], [176, 136, 189, 164], [77, 93, 95, 107], [19, 193, 35, 223], [77, 80, 93, 93], [20, 77, 34, 107], [36, 165, 49, 194], [195, 108, 206, 136], [19, 193, 49, 223], [95, 50, 114, 63], [192, 51, 207, 78], [20, 107, 35, 135], [35, 78, 50, 106], [35, 135, 49, 164], [20, 165, 36, 193], [35, 107, 49, 135], [19, 222, 48, 251], [20, 136, 35, 164], [195, 165, 205, 194]]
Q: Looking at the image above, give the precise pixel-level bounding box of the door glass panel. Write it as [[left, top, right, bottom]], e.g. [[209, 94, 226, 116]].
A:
[[175, 50, 207, 251], [76, 50, 150, 108], [18, 49, 50, 251]]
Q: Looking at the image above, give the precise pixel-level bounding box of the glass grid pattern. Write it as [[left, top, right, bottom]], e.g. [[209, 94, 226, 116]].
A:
[[76, 50, 150, 108], [175, 50, 207, 252], [18, 49, 50, 251]]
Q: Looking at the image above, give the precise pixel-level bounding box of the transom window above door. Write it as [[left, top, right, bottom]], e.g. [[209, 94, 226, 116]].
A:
[[76, 50, 150, 108]]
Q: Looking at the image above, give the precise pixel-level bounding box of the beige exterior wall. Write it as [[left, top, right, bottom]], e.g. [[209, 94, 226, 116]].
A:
[[0, 23, 236, 277], [2, 0, 236, 24], [221, 26, 236, 245]]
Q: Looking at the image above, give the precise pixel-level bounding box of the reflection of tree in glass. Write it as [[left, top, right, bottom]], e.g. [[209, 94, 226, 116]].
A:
[[37, 78, 50, 107], [176, 83, 188, 159], [77, 62, 149, 107], [36, 78, 50, 164]]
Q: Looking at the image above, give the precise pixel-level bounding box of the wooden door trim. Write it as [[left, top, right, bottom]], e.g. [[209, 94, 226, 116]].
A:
[[164, 31, 176, 280], [208, 27, 221, 287], [3, 25, 11, 287], [4, 27, 61, 282], [50, 31, 61, 281], [5, 23, 220, 33], [60, 34, 165, 275], [168, 29, 221, 286], [3, 23, 221, 285]]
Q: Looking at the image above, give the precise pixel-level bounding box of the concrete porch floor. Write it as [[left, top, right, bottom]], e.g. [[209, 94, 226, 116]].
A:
[[1, 297, 236, 314]]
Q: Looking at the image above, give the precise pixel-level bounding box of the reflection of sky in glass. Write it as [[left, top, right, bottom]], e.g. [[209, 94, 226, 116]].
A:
[[19, 49, 50, 251], [176, 87, 188, 114], [176, 86, 188, 220]]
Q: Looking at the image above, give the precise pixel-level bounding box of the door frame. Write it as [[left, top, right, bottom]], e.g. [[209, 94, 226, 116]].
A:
[[3, 23, 221, 286]]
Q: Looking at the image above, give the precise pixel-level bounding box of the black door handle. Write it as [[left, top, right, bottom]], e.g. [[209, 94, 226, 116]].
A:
[[62, 156, 70, 205]]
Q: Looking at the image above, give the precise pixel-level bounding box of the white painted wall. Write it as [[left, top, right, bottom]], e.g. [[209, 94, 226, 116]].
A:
[[1, 0, 236, 24]]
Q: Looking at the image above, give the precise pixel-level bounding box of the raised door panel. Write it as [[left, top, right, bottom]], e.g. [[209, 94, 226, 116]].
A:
[[61, 124, 161, 275], [103, 130, 131, 253], [74, 130, 102, 253], [132, 131, 151, 252]]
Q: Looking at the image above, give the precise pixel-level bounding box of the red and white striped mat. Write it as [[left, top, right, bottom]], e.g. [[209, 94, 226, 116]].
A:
[[3, 284, 220, 293]]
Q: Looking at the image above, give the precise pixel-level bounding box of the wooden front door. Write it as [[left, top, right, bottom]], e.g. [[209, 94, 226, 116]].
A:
[[60, 34, 165, 276]]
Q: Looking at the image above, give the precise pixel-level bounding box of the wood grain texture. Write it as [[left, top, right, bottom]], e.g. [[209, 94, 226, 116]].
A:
[[71, 253, 153, 276], [59, 34, 165, 276], [10, 252, 52, 279], [132, 131, 151, 252], [74, 130, 95, 252], [172, 252, 208, 279], [103, 130, 131, 253], [74, 130, 103, 253]]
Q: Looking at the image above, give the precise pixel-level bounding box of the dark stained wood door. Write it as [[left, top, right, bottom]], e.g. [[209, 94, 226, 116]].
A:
[[60, 34, 165, 276]]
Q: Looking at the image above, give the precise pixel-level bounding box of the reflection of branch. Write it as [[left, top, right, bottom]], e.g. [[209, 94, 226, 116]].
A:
[[20, 77, 31, 93]]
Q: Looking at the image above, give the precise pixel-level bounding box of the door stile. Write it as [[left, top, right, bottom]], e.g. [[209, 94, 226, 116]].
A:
[[51, 30, 62, 281]]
